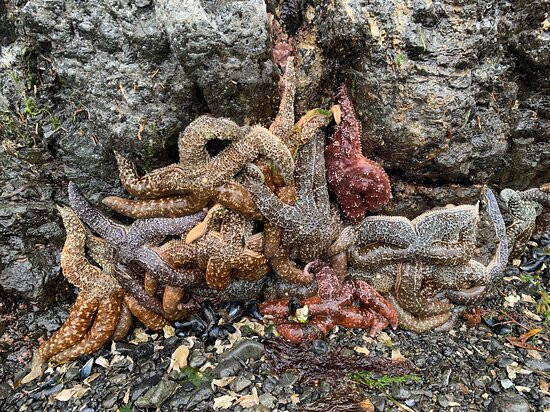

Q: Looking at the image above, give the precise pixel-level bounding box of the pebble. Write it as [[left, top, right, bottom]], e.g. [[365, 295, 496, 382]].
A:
[[213, 359, 242, 378], [372, 394, 386, 412], [230, 376, 252, 392], [135, 379, 179, 408], [391, 385, 411, 400], [219, 339, 264, 362], [188, 352, 207, 368], [488, 392, 531, 412], [279, 372, 299, 387], [500, 379, 514, 389], [259, 393, 276, 408], [310, 339, 329, 355], [524, 359, 550, 372], [101, 393, 118, 409]]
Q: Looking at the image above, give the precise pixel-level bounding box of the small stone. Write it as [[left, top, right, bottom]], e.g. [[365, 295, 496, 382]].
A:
[[310, 339, 329, 355], [213, 359, 242, 378], [259, 393, 276, 408], [488, 392, 531, 412], [189, 352, 207, 368], [372, 394, 386, 412], [135, 379, 178, 408], [392, 386, 411, 400], [102, 393, 118, 409], [279, 372, 299, 387], [497, 358, 515, 368], [219, 339, 264, 362], [500, 379, 514, 389], [524, 359, 550, 372], [262, 377, 278, 393], [64, 367, 80, 381], [319, 381, 331, 393], [438, 395, 449, 408], [489, 382, 501, 393], [230, 376, 252, 392]]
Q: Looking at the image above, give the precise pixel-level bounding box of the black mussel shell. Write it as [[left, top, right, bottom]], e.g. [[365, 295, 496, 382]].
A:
[[539, 236, 550, 247], [531, 247, 549, 260], [288, 297, 304, 314], [200, 300, 218, 326], [176, 317, 207, 334], [245, 301, 263, 320], [227, 301, 244, 321], [222, 324, 237, 334], [519, 258, 544, 273]]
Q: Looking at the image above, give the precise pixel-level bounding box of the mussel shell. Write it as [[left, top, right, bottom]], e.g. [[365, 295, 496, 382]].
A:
[[176, 317, 207, 334], [245, 301, 263, 320], [288, 297, 304, 314], [519, 258, 544, 273], [200, 300, 218, 326], [80, 357, 94, 379], [222, 324, 237, 334], [227, 301, 244, 321]]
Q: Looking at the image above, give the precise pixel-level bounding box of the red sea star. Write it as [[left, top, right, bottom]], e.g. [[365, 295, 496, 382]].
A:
[[326, 85, 391, 224]]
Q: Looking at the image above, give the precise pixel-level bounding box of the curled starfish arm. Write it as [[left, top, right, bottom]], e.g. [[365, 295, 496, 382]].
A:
[[114, 264, 164, 314], [352, 279, 398, 329], [50, 291, 123, 364], [483, 188, 509, 283], [519, 187, 550, 206], [124, 294, 167, 330], [102, 194, 209, 219], [327, 226, 358, 256], [112, 301, 133, 341], [270, 245, 314, 284], [243, 164, 302, 231], [178, 115, 247, 167], [387, 295, 451, 333], [209, 126, 295, 186], [68, 182, 126, 244], [114, 152, 190, 198], [393, 270, 452, 319], [162, 286, 197, 321]]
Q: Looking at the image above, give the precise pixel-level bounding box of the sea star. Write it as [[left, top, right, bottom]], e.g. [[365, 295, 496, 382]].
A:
[[101, 58, 299, 220], [112, 117, 294, 199], [157, 205, 269, 290], [260, 260, 398, 344], [347, 189, 508, 332], [329, 202, 480, 267], [325, 85, 392, 224], [21, 206, 166, 384], [500, 188, 543, 258], [68, 182, 207, 289], [243, 126, 339, 269]]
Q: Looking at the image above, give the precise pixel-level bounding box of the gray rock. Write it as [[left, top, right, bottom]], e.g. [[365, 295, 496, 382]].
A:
[[213, 359, 242, 378], [259, 393, 276, 409], [524, 359, 550, 372], [278, 372, 299, 387], [230, 376, 252, 393], [219, 339, 265, 362], [372, 394, 386, 412], [154, 0, 277, 122], [135, 379, 179, 409], [189, 352, 207, 368], [392, 386, 412, 400], [488, 392, 531, 412], [101, 393, 117, 409]]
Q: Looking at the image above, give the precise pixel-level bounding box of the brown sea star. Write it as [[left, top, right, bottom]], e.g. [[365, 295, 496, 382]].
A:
[[157, 205, 269, 291], [325, 85, 391, 224], [260, 260, 398, 344], [68, 182, 206, 289], [21, 206, 166, 384], [112, 117, 294, 199]]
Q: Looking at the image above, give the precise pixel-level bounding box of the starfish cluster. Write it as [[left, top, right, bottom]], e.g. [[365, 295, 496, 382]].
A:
[[25, 58, 549, 381]]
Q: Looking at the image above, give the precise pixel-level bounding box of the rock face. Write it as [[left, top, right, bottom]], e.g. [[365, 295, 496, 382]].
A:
[[0, 0, 548, 302]]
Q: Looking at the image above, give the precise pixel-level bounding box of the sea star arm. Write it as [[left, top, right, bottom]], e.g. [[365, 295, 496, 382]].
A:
[[124, 294, 167, 330], [102, 194, 209, 219], [352, 279, 398, 329], [112, 301, 133, 341], [68, 182, 127, 245], [387, 295, 451, 333], [269, 56, 296, 146], [50, 291, 123, 364], [114, 263, 164, 314], [519, 187, 550, 206]]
